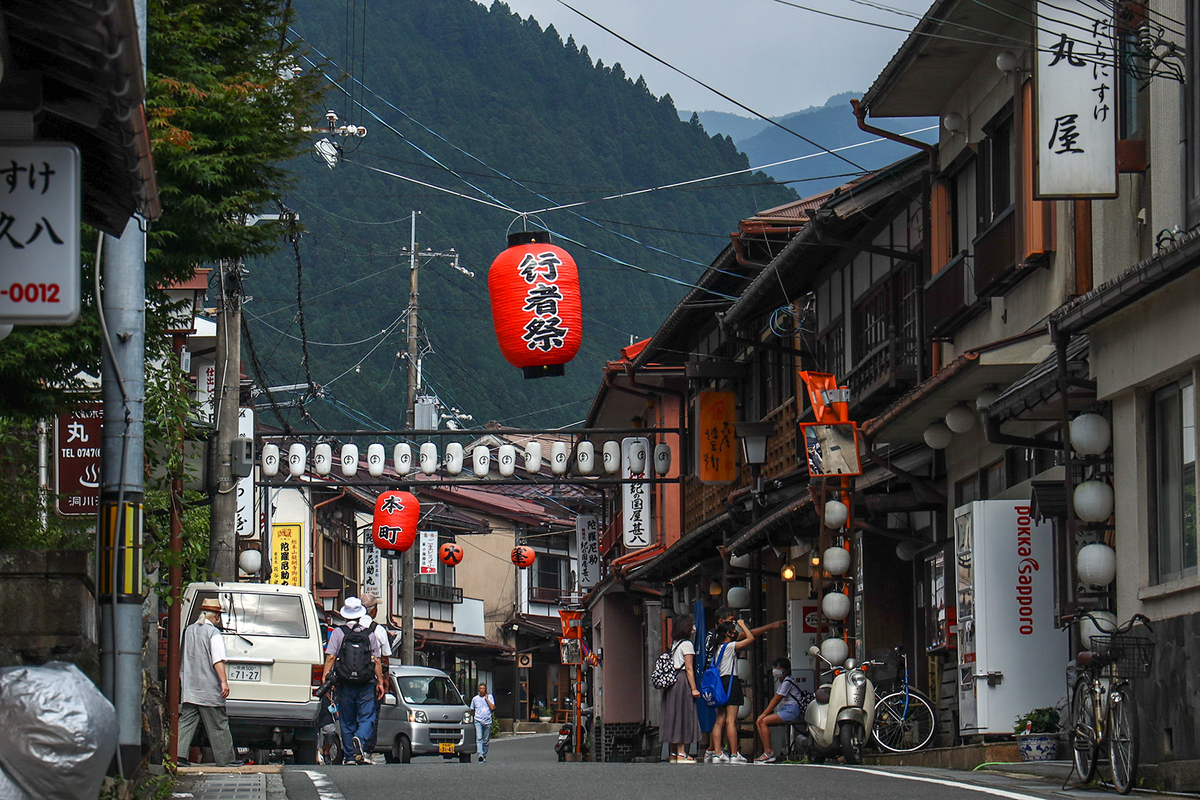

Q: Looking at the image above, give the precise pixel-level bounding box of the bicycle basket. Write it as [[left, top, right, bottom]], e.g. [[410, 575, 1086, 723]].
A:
[[1089, 634, 1155, 679], [866, 648, 899, 686]]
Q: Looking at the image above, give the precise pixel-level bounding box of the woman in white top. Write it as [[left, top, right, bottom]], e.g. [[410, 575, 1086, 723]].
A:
[[658, 614, 701, 763], [709, 618, 755, 764]]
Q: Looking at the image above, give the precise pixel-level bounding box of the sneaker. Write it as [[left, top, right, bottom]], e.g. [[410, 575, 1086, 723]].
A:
[[754, 752, 778, 764], [478, 756, 486, 763], [714, 753, 730, 764], [343, 758, 357, 766], [730, 753, 748, 764], [703, 750, 715, 763]]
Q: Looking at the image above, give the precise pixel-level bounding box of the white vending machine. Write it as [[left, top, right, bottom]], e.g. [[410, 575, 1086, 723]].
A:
[[955, 500, 1068, 735]]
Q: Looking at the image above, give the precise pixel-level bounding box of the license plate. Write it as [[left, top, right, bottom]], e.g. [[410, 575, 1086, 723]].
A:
[[228, 664, 261, 682], [439, 743, 455, 754]]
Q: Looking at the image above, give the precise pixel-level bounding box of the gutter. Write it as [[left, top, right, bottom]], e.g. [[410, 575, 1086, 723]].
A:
[[850, 98, 937, 171]]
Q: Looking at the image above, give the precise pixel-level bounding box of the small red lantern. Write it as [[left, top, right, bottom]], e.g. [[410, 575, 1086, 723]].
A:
[[511, 545, 536, 569], [439, 542, 464, 566], [488, 231, 582, 379], [373, 490, 419, 554]]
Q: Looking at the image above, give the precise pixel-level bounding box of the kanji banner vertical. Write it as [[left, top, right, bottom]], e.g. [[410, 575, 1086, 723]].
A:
[[576, 515, 600, 589], [696, 391, 736, 484], [270, 524, 302, 586]]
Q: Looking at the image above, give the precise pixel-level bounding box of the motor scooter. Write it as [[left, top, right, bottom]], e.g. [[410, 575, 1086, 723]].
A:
[[554, 706, 593, 761], [804, 645, 877, 765]]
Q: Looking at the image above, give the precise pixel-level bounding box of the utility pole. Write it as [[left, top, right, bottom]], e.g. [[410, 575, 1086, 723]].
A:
[[98, 0, 147, 774], [399, 211, 461, 665], [209, 258, 243, 581]]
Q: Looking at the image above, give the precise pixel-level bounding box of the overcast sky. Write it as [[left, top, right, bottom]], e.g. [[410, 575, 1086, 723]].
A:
[[485, 0, 934, 118]]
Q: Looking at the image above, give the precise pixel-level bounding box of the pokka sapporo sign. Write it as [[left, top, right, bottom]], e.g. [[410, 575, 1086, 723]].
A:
[[488, 230, 582, 380]]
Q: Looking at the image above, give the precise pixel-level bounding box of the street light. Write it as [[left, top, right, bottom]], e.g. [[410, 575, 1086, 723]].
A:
[[735, 421, 774, 498]]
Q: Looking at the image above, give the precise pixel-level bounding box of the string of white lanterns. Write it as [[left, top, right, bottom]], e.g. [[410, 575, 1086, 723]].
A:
[[260, 439, 676, 479], [1069, 412, 1117, 588], [922, 388, 1000, 450]]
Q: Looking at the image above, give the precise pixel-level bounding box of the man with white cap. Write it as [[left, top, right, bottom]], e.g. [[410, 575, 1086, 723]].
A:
[[323, 596, 384, 765], [358, 593, 392, 760], [177, 597, 243, 766]]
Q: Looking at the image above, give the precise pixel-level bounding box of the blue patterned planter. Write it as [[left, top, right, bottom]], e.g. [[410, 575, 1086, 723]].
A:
[[1017, 735, 1058, 762]]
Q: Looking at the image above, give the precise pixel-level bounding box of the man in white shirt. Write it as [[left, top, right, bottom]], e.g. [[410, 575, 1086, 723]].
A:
[[359, 594, 393, 759], [469, 684, 495, 763], [177, 597, 243, 766]]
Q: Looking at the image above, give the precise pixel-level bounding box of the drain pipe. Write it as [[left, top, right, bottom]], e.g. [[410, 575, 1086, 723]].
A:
[[850, 99, 937, 167]]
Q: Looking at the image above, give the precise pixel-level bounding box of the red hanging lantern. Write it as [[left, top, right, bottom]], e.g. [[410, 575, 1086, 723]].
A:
[[511, 545, 536, 569], [439, 542, 464, 566], [488, 231, 582, 379], [373, 490, 419, 554]]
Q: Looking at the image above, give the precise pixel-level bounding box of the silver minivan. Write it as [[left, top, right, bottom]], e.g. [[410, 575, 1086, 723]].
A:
[[375, 666, 477, 763]]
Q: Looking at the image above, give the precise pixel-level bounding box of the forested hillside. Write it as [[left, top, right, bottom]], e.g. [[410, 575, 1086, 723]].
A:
[[246, 0, 795, 430]]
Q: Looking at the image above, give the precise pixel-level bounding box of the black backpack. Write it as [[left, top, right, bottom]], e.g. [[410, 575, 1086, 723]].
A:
[[334, 622, 377, 685]]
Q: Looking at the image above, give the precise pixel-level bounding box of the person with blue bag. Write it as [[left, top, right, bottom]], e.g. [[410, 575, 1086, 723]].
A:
[[701, 619, 754, 764]]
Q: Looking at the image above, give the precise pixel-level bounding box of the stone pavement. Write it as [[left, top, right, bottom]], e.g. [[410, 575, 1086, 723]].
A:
[[172, 765, 286, 800]]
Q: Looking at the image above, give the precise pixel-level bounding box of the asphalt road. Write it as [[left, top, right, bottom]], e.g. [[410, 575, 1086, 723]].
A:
[[281, 734, 1129, 800]]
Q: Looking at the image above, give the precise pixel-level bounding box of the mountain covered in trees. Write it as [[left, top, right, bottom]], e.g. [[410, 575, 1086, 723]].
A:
[[248, 0, 797, 431]]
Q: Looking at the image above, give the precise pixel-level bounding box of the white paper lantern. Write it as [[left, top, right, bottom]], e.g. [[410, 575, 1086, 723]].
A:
[[1076, 543, 1116, 586], [653, 443, 672, 476], [823, 499, 848, 530], [820, 637, 850, 667], [627, 440, 647, 474], [735, 657, 752, 682], [923, 421, 953, 449], [550, 442, 569, 475], [896, 540, 921, 562], [444, 443, 464, 476], [945, 404, 977, 434], [419, 442, 438, 475], [238, 548, 262, 575], [288, 443, 307, 477], [1079, 611, 1117, 648], [1071, 413, 1112, 456], [975, 387, 1001, 411], [367, 443, 385, 477], [1074, 480, 1114, 522], [261, 444, 280, 477], [727, 585, 751, 609], [821, 591, 851, 621], [497, 444, 517, 477], [737, 700, 752, 720], [339, 444, 358, 477], [602, 441, 620, 474], [314, 443, 332, 476], [823, 546, 851, 576], [729, 552, 751, 570], [576, 441, 595, 475], [393, 443, 412, 476], [523, 442, 542, 473], [472, 445, 491, 477]]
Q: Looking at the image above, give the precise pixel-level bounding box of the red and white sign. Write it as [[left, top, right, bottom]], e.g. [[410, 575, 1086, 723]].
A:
[[54, 403, 102, 517], [419, 530, 438, 575]]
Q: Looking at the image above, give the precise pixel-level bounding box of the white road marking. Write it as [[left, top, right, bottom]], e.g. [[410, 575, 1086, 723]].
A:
[[300, 770, 347, 800], [803, 764, 1051, 799]]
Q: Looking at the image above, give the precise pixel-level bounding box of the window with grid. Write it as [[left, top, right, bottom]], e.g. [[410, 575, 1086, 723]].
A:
[[1152, 378, 1197, 583], [529, 554, 569, 603]]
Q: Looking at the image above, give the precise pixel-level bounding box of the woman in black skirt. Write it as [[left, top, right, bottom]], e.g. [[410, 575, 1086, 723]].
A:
[[659, 614, 701, 763]]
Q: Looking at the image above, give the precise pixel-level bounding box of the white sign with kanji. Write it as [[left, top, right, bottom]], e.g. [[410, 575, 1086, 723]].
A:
[[235, 408, 255, 539], [576, 515, 600, 589], [1034, 0, 1117, 198], [621, 437, 652, 549], [0, 144, 81, 324], [419, 530, 438, 575]]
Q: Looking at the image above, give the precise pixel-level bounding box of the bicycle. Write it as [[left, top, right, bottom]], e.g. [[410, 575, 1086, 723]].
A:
[[869, 645, 937, 753], [1068, 611, 1155, 795]]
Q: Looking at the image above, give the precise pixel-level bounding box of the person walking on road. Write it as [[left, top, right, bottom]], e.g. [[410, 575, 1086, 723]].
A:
[[177, 597, 243, 767], [358, 593, 392, 760], [710, 619, 754, 764], [754, 657, 814, 763], [659, 614, 701, 763], [470, 684, 495, 763], [323, 597, 385, 765]]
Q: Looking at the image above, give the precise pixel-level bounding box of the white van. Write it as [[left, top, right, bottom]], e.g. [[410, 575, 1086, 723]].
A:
[[180, 582, 325, 763]]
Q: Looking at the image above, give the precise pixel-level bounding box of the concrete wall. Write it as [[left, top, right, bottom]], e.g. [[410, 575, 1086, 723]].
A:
[[594, 592, 644, 724], [0, 551, 97, 678], [453, 525, 517, 644]]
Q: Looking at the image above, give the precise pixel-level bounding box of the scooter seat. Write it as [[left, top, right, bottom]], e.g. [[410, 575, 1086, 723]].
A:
[[815, 686, 832, 705]]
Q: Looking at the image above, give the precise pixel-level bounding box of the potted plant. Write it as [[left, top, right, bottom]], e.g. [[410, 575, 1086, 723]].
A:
[[537, 705, 552, 723], [1013, 707, 1061, 762]]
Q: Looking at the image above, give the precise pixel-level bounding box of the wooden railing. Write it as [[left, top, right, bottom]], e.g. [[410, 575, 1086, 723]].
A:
[[529, 586, 565, 605], [413, 583, 463, 604], [974, 205, 1018, 297]]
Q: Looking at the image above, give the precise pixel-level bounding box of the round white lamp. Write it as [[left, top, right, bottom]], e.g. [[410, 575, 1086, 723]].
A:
[[1079, 611, 1117, 648], [823, 546, 851, 576], [729, 552, 752, 570], [945, 404, 977, 434], [1070, 413, 1111, 455], [737, 700, 753, 720], [896, 540, 921, 562], [419, 442, 438, 475], [653, 443, 672, 476], [444, 443, 464, 476], [340, 444, 358, 477], [550, 442, 569, 475], [727, 585, 751, 609], [923, 421, 953, 449], [314, 443, 332, 476], [0, 324, 13, 341], [975, 386, 1001, 411], [602, 441, 621, 474], [393, 443, 412, 476], [576, 441, 595, 475], [261, 444, 280, 477], [287, 443, 307, 478], [735, 658, 752, 682], [820, 637, 850, 667], [523, 442, 542, 473], [1074, 480, 1114, 522], [995, 50, 1019, 73], [1076, 543, 1116, 586], [497, 444, 517, 477], [942, 112, 964, 133], [238, 548, 262, 575], [367, 443, 386, 477], [823, 499, 849, 530], [472, 445, 491, 477], [822, 591, 851, 621]]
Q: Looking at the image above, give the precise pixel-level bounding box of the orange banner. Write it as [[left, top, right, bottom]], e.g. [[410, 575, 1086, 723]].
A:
[[696, 391, 737, 484]]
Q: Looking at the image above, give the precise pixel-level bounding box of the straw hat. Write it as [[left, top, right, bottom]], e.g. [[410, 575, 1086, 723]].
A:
[[200, 598, 223, 614]]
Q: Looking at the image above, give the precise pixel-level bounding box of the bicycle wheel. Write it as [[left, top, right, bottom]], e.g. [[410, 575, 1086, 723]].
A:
[[1070, 677, 1099, 784], [872, 689, 936, 753], [1108, 688, 1140, 795]]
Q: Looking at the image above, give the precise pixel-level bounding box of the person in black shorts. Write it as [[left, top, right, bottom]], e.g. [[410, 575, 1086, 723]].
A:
[[710, 619, 755, 764]]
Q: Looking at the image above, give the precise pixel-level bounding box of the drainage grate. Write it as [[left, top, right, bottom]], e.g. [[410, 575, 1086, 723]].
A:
[[192, 773, 266, 800]]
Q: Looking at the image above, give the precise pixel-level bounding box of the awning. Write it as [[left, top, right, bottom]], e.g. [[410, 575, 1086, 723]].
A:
[[727, 490, 815, 557], [862, 331, 1054, 444], [985, 336, 1093, 425], [415, 628, 511, 654], [507, 613, 560, 640], [1030, 480, 1069, 522], [622, 510, 734, 583]]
